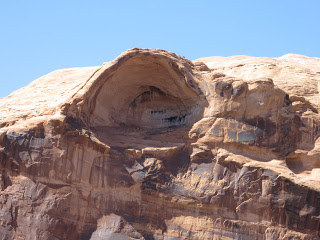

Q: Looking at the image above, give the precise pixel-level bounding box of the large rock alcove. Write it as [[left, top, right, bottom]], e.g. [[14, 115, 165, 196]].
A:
[[85, 54, 203, 130]]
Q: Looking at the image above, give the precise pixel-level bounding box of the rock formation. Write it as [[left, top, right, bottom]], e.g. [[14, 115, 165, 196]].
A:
[[0, 48, 319, 239]]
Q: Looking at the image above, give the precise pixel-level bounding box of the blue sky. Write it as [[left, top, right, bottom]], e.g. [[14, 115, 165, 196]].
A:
[[1, 1, 319, 97]]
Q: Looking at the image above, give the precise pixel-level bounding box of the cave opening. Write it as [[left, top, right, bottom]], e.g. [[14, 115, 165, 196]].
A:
[[83, 55, 205, 148], [88, 56, 202, 130]]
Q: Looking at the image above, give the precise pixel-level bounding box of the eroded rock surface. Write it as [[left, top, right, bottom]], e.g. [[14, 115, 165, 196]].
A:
[[0, 48, 319, 239]]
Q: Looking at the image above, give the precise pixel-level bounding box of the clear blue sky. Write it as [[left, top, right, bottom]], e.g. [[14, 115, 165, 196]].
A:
[[1, 1, 319, 97]]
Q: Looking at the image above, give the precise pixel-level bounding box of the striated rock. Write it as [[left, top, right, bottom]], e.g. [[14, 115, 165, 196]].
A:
[[0, 48, 319, 239]]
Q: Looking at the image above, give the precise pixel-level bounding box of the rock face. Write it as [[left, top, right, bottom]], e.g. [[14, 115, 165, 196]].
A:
[[0, 48, 319, 240]]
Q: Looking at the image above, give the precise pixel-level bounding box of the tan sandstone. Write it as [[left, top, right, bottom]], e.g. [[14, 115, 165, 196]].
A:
[[0, 48, 319, 239]]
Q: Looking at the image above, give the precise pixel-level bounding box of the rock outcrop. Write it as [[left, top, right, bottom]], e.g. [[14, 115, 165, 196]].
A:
[[0, 48, 319, 239]]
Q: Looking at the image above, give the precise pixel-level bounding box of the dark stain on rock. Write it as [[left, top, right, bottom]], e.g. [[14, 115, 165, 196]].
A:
[[243, 117, 277, 137]]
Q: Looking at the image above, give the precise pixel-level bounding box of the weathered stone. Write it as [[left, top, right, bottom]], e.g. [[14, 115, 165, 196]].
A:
[[0, 48, 319, 239]]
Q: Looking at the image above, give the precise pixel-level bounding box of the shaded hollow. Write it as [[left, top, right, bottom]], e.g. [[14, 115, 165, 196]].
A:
[[88, 55, 203, 129]]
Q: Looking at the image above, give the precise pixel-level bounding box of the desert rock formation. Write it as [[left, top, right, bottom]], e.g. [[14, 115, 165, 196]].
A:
[[0, 48, 319, 239]]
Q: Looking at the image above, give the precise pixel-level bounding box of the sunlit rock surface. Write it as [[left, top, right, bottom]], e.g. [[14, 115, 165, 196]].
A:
[[0, 48, 319, 239]]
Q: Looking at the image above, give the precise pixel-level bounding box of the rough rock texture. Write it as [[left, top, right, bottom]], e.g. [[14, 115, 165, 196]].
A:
[[0, 48, 320, 239]]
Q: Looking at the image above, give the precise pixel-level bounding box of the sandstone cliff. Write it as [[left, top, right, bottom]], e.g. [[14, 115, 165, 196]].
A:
[[0, 48, 319, 239]]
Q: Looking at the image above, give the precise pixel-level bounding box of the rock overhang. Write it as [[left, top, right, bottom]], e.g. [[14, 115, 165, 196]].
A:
[[65, 48, 207, 130]]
